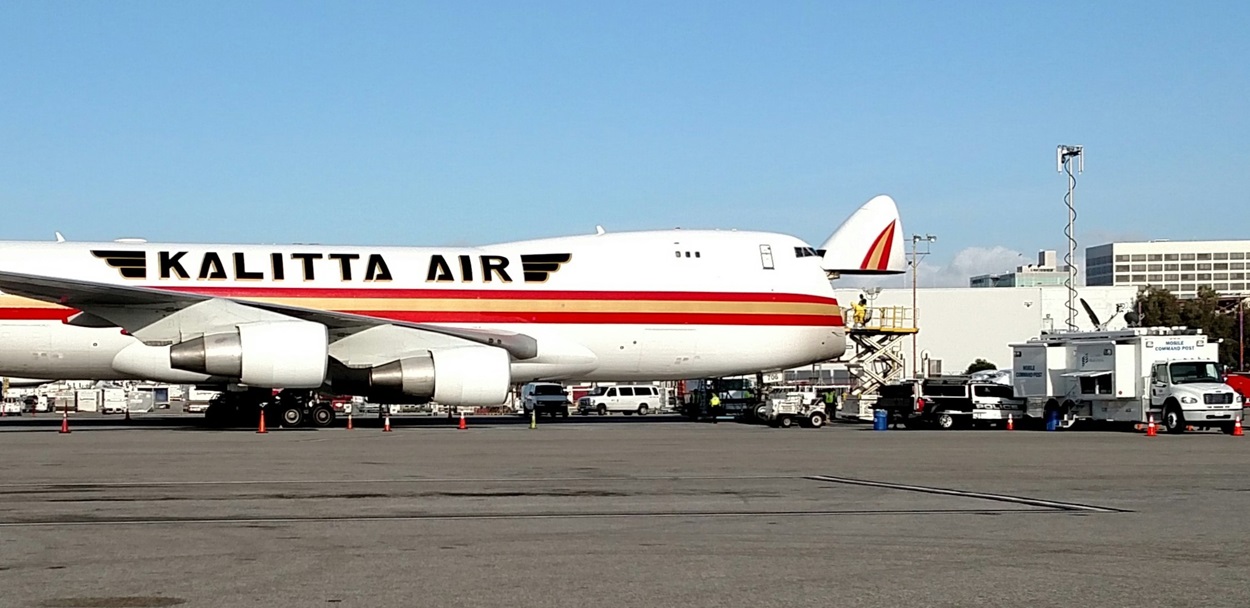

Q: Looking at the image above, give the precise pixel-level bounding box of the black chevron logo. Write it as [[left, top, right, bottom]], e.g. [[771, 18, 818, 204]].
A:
[[520, 253, 571, 283], [92, 250, 148, 279]]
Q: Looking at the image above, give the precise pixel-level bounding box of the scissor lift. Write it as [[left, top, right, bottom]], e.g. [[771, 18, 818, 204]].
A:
[[838, 306, 918, 421]]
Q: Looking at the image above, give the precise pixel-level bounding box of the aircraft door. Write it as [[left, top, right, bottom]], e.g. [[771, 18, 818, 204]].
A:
[[759, 245, 774, 270]]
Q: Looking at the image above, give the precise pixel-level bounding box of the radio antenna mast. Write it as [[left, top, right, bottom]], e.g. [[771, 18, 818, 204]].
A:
[[1057, 145, 1084, 332]]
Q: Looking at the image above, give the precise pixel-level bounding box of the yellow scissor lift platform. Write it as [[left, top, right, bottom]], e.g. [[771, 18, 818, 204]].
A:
[[839, 306, 918, 421]]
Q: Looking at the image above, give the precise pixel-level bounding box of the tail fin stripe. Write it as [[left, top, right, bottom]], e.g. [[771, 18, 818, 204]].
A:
[[858, 220, 896, 271]]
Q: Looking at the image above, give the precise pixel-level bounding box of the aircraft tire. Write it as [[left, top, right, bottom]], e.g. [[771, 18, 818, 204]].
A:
[[310, 405, 335, 428], [279, 405, 305, 428]]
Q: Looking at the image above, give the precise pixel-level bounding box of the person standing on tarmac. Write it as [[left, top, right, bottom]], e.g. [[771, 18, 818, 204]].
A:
[[709, 393, 721, 424]]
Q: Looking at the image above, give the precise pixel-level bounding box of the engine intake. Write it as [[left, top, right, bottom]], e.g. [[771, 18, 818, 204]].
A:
[[169, 320, 329, 388]]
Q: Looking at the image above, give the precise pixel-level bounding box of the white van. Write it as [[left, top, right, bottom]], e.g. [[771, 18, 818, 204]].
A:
[[576, 385, 661, 416]]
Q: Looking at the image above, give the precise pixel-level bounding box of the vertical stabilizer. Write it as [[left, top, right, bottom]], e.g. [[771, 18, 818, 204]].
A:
[[819, 195, 905, 275]]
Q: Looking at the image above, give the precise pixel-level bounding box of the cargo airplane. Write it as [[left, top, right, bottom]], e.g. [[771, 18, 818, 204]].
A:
[[0, 195, 904, 426]]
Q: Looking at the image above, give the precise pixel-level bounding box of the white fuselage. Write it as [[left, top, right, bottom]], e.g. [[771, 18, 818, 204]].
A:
[[0, 229, 846, 387]]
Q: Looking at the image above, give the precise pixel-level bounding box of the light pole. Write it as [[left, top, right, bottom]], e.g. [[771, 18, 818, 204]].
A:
[[910, 234, 936, 377]]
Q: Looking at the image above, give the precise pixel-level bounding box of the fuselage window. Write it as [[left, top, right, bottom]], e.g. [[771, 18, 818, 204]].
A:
[[695, 252, 701, 258]]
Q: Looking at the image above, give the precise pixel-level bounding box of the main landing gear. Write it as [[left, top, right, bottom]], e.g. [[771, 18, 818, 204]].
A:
[[204, 389, 337, 429]]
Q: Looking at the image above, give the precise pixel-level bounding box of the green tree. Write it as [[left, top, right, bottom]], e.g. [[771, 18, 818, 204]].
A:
[[1135, 286, 1182, 327], [1134, 286, 1243, 369], [965, 359, 997, 374]]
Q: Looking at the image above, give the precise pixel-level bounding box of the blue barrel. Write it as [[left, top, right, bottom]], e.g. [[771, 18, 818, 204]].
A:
[[1045, 409, 1058, 432], [873, 408, 888, 431]]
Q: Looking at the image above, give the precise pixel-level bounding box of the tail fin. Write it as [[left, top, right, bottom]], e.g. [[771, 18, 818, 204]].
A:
[[819, 195, 905, 275]]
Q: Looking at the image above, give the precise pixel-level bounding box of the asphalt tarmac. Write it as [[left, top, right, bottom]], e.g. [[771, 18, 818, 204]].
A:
[[0, 415, 1247, 608]]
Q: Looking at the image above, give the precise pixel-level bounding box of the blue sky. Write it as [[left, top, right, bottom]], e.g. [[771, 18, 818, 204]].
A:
[[2, 2, 1247, 282]]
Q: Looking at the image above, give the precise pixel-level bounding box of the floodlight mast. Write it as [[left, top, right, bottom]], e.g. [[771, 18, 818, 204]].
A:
[[909, 233, 936, 377], [1057, 145, 1084, 332]]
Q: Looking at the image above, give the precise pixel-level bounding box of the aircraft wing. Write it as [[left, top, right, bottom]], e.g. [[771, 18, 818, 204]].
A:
[[0, 270, 538, 360]]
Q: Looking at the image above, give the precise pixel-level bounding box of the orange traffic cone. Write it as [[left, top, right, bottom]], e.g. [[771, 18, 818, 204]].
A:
[[346, 412, 353, 430], [458, 411, 466, 430], [1006, 414, 1014, 431], [59, 410, 70, 434], [1146, 414, 1157, 437], [1234, 419, 1244, 437], [257, 409, 267, 434], [383, 414, 392, 432]]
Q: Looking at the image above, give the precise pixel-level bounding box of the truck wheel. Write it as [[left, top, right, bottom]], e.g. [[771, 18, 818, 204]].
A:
[[780, 416, 794, 428], [637, 404, 649, 416], [936, 411, 956, 430], [310, 405, 335, 428], [808, 411, 826, 428], [754, 404, 767, 420], [1164, 403, 1186, 434], [597, 404, 607, 416]]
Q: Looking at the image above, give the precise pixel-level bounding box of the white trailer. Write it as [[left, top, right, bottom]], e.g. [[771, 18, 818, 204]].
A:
[[1011, 327, 1243, 433]]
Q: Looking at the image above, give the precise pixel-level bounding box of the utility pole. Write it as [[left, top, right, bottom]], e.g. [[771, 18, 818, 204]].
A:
[[909, 234, 936, 378], [1057, 145, 1084, 332]]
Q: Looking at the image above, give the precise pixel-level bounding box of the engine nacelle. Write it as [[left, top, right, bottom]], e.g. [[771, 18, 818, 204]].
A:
[[360, 346, 511, 406], [169, 321, 329, 388]]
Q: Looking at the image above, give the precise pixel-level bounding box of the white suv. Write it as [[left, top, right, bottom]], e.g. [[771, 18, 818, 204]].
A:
[[577, 385, 661, 416]]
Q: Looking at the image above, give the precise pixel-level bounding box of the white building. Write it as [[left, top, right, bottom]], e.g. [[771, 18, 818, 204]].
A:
[[970, 250, 1072, 288], [1085, 240, 1250, 298], [834, 285, 1140, 377]]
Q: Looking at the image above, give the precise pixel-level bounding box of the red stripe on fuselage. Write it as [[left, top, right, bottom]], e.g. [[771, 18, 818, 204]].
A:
[[346, 311, 844, 326], [0, 308, 76, 321], [0, 290, 843, 327], [148, 286, 840, 305]]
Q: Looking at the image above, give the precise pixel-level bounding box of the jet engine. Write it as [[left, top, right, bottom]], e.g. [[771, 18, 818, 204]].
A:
[[332, 345, 511, 407], [169, 320, 329, 388]]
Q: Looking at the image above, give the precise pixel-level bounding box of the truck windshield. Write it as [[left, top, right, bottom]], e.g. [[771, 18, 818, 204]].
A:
[[1169, 362, 1221, 384], [531, 385, 566, 396]]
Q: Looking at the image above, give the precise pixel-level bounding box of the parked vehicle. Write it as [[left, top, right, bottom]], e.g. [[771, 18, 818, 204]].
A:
[[1012, 327, 1243, 433], [876, 376, 1025, 430], [520, 383, 571, 417], [761, 386, 830, 428], [760, 384, 838, 421], [577, 384, 661, 416]]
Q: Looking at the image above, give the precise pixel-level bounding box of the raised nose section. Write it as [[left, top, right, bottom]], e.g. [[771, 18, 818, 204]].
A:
[[819, 195, 906, 275]]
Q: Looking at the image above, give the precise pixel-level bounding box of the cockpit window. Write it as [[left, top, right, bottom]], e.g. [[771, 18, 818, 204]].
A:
[[794, 246, 821, 258]]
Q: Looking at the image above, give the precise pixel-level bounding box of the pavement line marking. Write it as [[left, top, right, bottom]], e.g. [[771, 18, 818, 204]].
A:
[[805, 475, 1130, 514], [0, 508, 1056, 528], [0, 475, 804, 489]]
